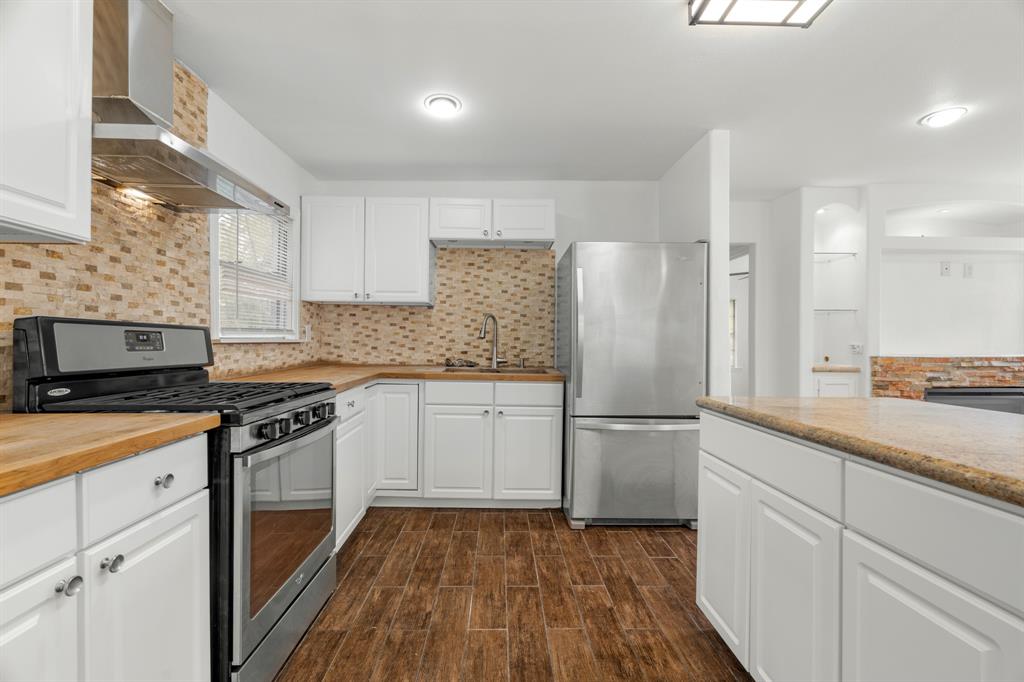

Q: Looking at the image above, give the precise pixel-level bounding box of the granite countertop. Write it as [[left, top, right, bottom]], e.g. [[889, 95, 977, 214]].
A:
[[229, 362, 564, 393], [0, 413, 220, 498], [697, 396, 1024, 508], [811, 364, 861, 373]]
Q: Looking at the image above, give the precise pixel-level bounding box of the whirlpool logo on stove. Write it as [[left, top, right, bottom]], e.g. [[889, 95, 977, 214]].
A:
[[47, 388, 71, 397]]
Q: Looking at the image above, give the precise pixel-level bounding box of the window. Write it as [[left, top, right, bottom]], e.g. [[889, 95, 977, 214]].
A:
[[211, 210, 299, 341]]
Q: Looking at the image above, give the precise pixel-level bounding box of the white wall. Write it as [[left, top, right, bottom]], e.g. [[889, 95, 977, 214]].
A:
[[812, 203, 866, 369], [310, 180, 659, 257], [880, 252, 1024, 356], [205, 89, 317, 220], [658, 130, 731, 396]]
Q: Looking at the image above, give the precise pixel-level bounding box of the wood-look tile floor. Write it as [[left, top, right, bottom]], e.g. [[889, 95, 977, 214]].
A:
[[276, 508, 751, 682]]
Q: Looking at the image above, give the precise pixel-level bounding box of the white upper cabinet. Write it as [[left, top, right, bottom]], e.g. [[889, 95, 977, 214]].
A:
[[301, 196, 432, 305], [493, 199, 556, 243], [301, 196, 365, 302], [429, 198, 492, 241], [0, 0, 93, 242], [364, 197, 431, 303]]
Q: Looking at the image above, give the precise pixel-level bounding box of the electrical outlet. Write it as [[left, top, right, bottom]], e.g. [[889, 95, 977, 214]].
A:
[[849, 343, 864, 355], [963, 263, 974, 278], [940, 261, 952, 277]]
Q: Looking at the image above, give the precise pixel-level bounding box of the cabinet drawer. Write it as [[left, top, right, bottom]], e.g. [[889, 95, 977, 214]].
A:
[[700, 412, 842, 520], [846, 461, 1024, 613], [336, 386, 366, 422], [0, 477, 77, 589], [80, 434, 208, 546], [425, 381, 494, 405], [494, 382, 563, 407]]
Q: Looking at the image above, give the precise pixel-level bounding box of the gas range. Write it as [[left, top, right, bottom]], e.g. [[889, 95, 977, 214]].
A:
[[12, 316, 339, 682]]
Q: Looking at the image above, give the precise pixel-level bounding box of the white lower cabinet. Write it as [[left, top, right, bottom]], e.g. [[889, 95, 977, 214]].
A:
[[363, 386, 380, 502], [375, 384, 419, 490], [82, 491, 210, 682], [424, 405, 494, 498], [493, 406, 562, 500], [336, 412, 367, 549], [0, 556, 81, 681], [696, 451, 752, 667], [749, 480, 841, 682], [814, 373, 859, 397], [842, 530, 1024, 682]]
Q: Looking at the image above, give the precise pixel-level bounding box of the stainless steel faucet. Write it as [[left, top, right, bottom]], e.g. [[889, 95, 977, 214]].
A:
[[478, 313, 506, 369]]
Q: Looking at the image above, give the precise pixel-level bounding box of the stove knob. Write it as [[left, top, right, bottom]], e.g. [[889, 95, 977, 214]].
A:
[[277, 418, 293, 436], [257, 421, 280, 440], [312, 404, 328, 420], [326, 402, 337, 417], [294, 409, 312, 427]]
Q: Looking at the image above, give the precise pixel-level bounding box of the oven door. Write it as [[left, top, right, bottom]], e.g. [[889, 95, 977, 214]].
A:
[[232, 419, 337, 665]]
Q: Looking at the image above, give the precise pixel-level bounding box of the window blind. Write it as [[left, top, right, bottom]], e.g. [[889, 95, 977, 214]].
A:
[[216, 210, 297, 339]]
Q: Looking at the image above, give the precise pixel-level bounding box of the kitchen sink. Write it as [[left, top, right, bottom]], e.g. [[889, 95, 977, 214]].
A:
[[442, 367, 550, 374]]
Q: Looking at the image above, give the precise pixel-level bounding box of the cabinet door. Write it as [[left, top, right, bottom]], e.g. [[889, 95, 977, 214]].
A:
[[815, 374, 857, 397], [376, 384, 419, 491], [364, 197, 431, 303], [493, 406, 562, 500], [82, 491, 210, 682], [336, 413, 366, 549], [749, 480, 840, 682], [428, 198, 492, 241], [843, 530, 1024, 682], [492, 199, 555, 242], [364, 387, 379, 501], [0, 0, 92, 242], [300, 196, 365, 302], [696, 451, 751, 668], [424, 405, 493, 498], [0, 557, 80, 682]]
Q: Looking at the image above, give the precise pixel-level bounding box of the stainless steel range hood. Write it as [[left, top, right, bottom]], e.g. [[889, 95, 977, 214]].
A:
[[91, 0, 289, 217]]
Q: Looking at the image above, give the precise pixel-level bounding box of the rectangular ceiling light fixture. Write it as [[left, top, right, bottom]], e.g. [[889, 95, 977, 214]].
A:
[[689, 0, 833, 27]]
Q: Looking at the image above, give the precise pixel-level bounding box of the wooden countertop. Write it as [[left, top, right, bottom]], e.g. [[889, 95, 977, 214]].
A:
[[0, 413, 220, 498], [811, 364, 861, 373], [230, 363, 564, 393], [697, 396, 1024, 508]]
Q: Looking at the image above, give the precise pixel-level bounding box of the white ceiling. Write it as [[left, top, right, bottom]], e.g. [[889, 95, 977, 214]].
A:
[[165, 0, 1024, 200]]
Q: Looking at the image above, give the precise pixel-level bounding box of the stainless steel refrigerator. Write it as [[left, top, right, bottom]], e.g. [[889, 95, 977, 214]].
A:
[[556, 242, 707, 528]]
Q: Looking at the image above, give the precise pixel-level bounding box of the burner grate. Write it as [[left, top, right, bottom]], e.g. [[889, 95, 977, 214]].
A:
[[45, 381, 333, 413]]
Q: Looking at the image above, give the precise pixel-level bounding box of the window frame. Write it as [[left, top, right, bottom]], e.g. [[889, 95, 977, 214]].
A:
[[209, 211, 302, 343]]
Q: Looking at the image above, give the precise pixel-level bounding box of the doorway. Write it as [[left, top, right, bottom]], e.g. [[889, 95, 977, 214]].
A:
[[730, 244, 755, 396]]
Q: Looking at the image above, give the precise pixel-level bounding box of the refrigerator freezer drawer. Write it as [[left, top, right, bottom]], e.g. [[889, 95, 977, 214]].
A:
[[569, 418, 700, 523]]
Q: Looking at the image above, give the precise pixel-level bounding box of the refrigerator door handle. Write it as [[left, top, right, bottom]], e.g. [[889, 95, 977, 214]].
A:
[[575, 422, 700, 432], [576, 267, 584, 399]]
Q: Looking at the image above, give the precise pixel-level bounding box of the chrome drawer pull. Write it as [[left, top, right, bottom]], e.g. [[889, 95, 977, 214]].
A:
[[55, 576, 84, 596], [100, 554, 125, 573]]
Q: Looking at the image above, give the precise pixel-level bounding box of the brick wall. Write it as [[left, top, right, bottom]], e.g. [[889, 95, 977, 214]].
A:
[[871, 356, 1024, 399]]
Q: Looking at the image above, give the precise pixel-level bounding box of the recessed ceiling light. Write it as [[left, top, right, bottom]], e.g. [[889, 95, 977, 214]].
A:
[[918, 107, 968, 129], [423, 93, 462, 119], [689, 0, 833, 28]]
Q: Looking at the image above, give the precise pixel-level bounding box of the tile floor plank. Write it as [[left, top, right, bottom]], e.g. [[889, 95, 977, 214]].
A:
[[361, 510, 410, 557], [418, 587, 472, 682], [440, 530, 479, 586], [375, 531, 426, 587], [368, 629, 428, 682], [595, 556, 657, 629], [420, 512, 457, 556], [581, 527, 619, 557], [322, 626, 390, 682], [574, 585, 645, 681], [276, 629, 345, 682], [402, 508, 435, 531], [469, 554, 507, 629], [353, 586, 403, 629], [528, 511, 562, 555], [505, 530, 538, 586], [554, 528, 603, 586], [507, 586, 555, 682], [626, 628, 694, 682], [478, 511, 506, 555], [392, 552, 446, 630], [336, 529, 374, 581], [635, 528, 677, 558], [316, 555, 385, 631], [462, 629, 510, 682], [609, 530, 668, 587], [536, 555, 583, 628], [504, 510, 530, 532], [454, 509, 482, 531], [547, 629, 600, 682]]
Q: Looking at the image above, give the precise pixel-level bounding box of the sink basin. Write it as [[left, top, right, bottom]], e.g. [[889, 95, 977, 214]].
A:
[[442, 367, 549, 375]]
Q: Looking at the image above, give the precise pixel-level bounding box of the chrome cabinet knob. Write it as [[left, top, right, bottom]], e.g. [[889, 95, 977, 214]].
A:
[[365, 292, 372, 300], [496, 230, 502, 237], [482, 229, 489, 237], [483, 409, 490, 416], [154, 473, 174, 489], [100, 554, 125, 573], [353, 292, 359, 299], [497, 410, 504, 416], [55, 575, 84, 596]]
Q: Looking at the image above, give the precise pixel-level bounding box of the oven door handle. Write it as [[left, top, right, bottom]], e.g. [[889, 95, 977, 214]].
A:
[[241, 417, 338, 468]]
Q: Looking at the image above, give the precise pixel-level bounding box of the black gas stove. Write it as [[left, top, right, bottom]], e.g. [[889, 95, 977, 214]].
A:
[[13, 316, 339, 682]]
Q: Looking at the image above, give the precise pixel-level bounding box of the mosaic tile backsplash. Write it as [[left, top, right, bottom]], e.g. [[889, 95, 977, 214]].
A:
[[871, 356, 1024, 400], [0, 64, 556, 409]]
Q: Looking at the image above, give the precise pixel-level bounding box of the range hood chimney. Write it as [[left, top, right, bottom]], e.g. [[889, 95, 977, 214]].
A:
[[91, 0, 289, 217]]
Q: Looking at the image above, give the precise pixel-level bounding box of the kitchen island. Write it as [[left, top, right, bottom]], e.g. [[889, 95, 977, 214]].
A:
[[695, 396, 1024, 682]]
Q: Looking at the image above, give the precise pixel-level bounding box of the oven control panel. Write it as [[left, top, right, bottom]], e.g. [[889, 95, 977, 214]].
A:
[[235, 397, 337, 452]]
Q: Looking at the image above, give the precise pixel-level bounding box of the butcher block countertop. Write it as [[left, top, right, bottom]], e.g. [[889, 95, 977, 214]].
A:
[[697, 396, 1024, 508], [0, 412, 220, 498], [231, 363, 564, 393]]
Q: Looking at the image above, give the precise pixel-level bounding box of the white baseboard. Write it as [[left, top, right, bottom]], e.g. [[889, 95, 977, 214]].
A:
[[371, 496, 560, 509]]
